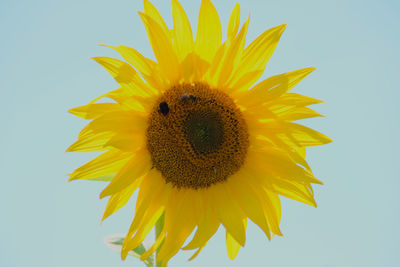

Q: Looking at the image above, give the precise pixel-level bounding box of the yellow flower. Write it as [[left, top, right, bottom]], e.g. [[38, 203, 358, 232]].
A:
[[67, 0, 331, 265]]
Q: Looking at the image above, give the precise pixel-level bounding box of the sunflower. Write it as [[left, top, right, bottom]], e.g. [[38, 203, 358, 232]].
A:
[[67, 0, 331, 265]]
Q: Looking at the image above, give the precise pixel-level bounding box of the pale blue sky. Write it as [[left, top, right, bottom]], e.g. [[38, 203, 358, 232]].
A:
[[1, 0, 399, 266]]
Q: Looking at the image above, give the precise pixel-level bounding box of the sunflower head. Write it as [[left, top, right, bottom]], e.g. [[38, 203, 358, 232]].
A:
[[67, 0, 331, 265], [147, 82, 249, 189]]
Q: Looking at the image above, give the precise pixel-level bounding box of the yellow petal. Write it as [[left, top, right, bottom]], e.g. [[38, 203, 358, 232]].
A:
[[123, 184, 170, 258], [228, 174, 271, 239], [229, 24, 286, 92], [121, 178, 171, 259], [140, 228, 166, 261], [172, 0, 193, 62], [104, 132, 145, 152], [92, 57, 154, 96], [270, 178, 316, 207], [66, 132, 113, 152], [235, 67, 316, 107], [157, 189, 197, 264], [297, 146, 306, 158], [78, 110, 146, 139], [100, 149, 151, 198], [247, 147, 322, 185], [143, 0, 170, 37], [105, 45, 156, 76], [139, 12, 181, 84], [227, 3, 240, 40], [180, 52, 209, 81], [268, 93, 323, 108], [249, 104, 323, 121], [89, 88, 125, 104], [226, 230, 241, 260], [102, 176, 143, 221], [236, 167, 283, 235], [69, 150, 131, 181], [99, 44, 164, 91], [122, 205, 165, 259], [183, 191, 220, 250], [217, 16, 250, 88], [251, 185, 282, 236], [284, 123, 332, 146], [263, 189, 282, 234], [208, 183, 247, 246], [91, 88, 151, 112], [206, 42, 226, 85], [226, 69, 264, 93], [128, 170, 165, 233], [254, 121, 331, 148], [207, 16, 249, 87], [248, 118, 321, 151], [252, 135, 311, 171], [117, 95, 153, 112], [247, 167, 317, 207], [68, 103, 124, 120], [188, 244, 205, 261], [195, 0, 222, 63], [276, 106, 324, 121]]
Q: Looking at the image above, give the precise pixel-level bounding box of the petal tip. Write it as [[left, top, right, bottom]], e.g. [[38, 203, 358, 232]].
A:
[[97, 44, 113, 48], [67, 175, 76, 182], [99, 189, 109, 199], [121, 249, 128, 260], [279, 24, 287, 33], [68, 107, 80, 117], [309, 67, 317, 72], [91, 57, 101, 63], [101, 213, 109, 222]]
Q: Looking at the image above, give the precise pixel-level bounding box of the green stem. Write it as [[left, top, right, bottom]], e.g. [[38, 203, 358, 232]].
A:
[[154, 212, 166, 267]]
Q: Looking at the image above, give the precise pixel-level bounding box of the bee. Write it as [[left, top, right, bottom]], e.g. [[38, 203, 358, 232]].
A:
[[159, 101, 169, 116], [180, 94, 197, 102]]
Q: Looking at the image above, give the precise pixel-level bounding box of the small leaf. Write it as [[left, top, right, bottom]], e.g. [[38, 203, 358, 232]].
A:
[[104, 234, 154, 266]]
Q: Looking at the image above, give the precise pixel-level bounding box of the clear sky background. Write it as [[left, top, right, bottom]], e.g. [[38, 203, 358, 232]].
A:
[[1, 0, 399, 266]]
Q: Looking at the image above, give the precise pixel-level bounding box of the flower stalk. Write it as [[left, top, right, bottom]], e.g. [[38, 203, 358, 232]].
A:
[[154, 213, 166, 267]]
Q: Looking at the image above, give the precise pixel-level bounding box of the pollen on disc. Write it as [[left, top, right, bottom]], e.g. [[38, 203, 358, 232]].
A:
[[146, 82, 249, 189]]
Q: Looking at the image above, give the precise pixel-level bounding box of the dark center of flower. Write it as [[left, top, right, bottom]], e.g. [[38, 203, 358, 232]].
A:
[[146, 82, 249, 189], [184, 111, 224, 155]]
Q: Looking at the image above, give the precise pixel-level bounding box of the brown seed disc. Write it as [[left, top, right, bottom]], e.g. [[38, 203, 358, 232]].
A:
[[146, 82, 249, 189]]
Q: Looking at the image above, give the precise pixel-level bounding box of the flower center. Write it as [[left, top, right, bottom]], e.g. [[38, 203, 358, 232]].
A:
[[146, 83, 249, 189], [184, 111, 224, 155]]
